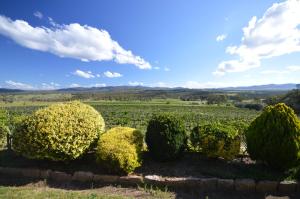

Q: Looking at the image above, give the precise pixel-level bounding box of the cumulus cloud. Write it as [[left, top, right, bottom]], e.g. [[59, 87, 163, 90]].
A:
[[183, 81, 232, 89], [33, 11, 43, 19], [164, 67, 170, 72], [260, 65, 300, 75], [103, 71, 122, 78], [0, 15, 151, 69], [128, 81, 144, 86], [69, 83, 80, 87], [69, 83, 106, 88], [5, 80, 34, 90], [73, 70, 95, 79], [216, 34, 227, 42], [215, 0, 300, 75], [286, 65, 300, 72], [41, 82, 60, 90], [260, 70, 289, 75], [92, 83, 106, 87], [152, 82, 169, 87]]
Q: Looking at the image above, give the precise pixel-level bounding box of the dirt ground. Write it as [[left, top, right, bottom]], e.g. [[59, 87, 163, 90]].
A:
[[0, 176, 298, 199]]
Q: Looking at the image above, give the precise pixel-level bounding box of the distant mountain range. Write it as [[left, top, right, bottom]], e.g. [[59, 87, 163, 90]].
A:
[[0, 88, 24, 93], [220, 83, 299, 91], [0, 83, 299, 93]]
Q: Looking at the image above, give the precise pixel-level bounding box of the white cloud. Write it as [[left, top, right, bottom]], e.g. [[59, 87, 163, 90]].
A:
[[103, 71, 122, 78], [0, 15, 151, 69], [164, 67, 170, 72], [41, 82, 60, 90], [286, 65, 300, 72], [128, 81, 144, 86], [47, 17, 61, 28], [183, 81, 232, 89], [215, 0, 300, 75], [91, 83, 106, 87], [70, 83, 80, 87], [73, 70, 95, 79], [216, 34, 227, 42], [152, 82, 169, 87], [96, 74, 101, 77], [260, 65, 300, 75], [153, 66, 160, 70], [260, 70, 289, 75], [5, 80, 34, 90], [33, 11, 43, 19]]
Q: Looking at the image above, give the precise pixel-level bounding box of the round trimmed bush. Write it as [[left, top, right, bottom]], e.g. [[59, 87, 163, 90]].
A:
[[96, 127, 143, 174], [246, 103, 300, 170], [190, 124, 240, 160], [145, 113, 187, 161], [12, 101, 105, 161]]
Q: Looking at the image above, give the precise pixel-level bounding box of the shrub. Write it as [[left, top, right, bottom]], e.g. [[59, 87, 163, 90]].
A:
[[0, 109, 8, 149], [235, 103, 264, 111], [145, 113, 187, 161], [190, 124, 240, 160], [0, 126, 8, 149], [246, 103, 300, 170], [244, 103, 264, 111], [96, 127, 143, 174], [12, 101, 105, 161]]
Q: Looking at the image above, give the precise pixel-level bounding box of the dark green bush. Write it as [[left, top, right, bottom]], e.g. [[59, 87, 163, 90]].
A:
[[235, 103, 264, 111], [190, 124, 240, 160], [12, 101, 105, 161], [96, 127, 144, 174], [145, 113, 187, 161], [246, 103, 300, 170]]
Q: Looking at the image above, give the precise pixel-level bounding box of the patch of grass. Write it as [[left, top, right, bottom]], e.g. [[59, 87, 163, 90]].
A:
[[0, 186, 132, 199]]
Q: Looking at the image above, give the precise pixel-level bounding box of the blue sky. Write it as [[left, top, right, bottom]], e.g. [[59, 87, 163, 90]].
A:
[[0, 0, 300, 90]]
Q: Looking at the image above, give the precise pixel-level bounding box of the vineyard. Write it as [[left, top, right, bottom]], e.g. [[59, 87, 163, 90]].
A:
[[3, 100, 260, 134]]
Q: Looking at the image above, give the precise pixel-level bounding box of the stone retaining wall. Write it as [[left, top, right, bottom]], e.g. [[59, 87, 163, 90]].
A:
[[0, 166, 298, 194]]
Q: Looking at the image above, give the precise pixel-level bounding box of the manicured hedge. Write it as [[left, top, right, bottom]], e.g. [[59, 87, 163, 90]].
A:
[[12, 101, 105, 161], [145, 113, 187, 161], [246, 103, 300, 170], [96, 127, 144, 174], [190, 123, 240, 160]]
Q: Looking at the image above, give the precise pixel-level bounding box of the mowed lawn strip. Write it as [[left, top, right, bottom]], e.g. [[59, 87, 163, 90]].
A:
[[0, 185, 175, 199]]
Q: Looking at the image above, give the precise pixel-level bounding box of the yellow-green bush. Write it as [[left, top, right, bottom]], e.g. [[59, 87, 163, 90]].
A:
[[12, 101, 105, 161], [190, 124, 240, 160], [0, 109, 9, 149], [96, 127, 143, 174]]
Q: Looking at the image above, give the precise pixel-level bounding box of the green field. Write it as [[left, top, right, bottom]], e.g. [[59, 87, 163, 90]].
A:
[[2, 99, 259, 134]]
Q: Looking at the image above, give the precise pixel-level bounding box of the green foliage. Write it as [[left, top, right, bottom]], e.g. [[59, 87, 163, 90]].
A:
[[96, 127, 143, 174], [235, 103, 264, 111], [190, 123, 240, 160], [265, 89, 300, 114], [12, 101, 105, 161], [0, 109, 8, 149], [246, 103, 300, 170], [206, 95, 228, 105], [4, 100, 259, 135], [145, 113, 187, 161]]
